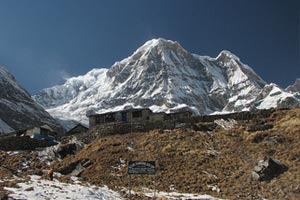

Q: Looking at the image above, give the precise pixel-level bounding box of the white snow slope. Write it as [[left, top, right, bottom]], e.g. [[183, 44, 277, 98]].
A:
[[4, 175, 124, 200], [3, 175, 220, 200], [33, 38, 300, 126]]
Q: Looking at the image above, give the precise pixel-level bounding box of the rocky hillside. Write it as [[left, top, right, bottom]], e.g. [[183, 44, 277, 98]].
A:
[[0, 65, 63, 134], [33, 38, 300, 126], [53, 108, 300, 199], [0, 108, 300, 199]]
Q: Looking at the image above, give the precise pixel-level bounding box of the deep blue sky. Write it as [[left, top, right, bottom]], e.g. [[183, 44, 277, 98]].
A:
[[0, 0, 299, 94]]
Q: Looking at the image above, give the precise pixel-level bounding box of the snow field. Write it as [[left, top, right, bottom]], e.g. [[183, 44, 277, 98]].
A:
[[4, 175, 124, 200]]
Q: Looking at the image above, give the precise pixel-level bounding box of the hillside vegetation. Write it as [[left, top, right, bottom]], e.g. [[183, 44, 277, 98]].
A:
[[54, 108, 300, 199]]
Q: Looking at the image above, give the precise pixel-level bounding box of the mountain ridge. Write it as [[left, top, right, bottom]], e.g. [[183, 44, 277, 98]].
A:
[[32, 38, 300, 126], [0, 65, 63, 134]]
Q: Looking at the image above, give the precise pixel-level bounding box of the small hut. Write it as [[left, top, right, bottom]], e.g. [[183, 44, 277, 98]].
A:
[[65, 124, 89, 135]]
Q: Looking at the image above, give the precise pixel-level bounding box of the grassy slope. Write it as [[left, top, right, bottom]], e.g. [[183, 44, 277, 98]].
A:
[[54, 109, 300, 199]]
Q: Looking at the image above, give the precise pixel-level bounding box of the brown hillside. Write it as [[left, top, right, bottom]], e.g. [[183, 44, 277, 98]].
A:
[[55, 109, 300, 199]]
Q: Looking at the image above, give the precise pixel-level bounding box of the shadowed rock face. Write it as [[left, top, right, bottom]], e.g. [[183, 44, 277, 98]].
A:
[[252, 157, 288, 182], [287, 79, 300, 91], [0, 65, 63, 134], [287, 79, 300, 96]]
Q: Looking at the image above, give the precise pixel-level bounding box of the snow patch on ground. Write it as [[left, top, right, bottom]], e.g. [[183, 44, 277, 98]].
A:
[[142, 189, 222, 199], [2, 174, 222, 200], [214, 119, 237, 130], [4, 175, 124, 200]]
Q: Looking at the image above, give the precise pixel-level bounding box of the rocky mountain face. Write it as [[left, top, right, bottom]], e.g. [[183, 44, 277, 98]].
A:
[[33, 38, 300, 125], [0, 65, 63, 135], [287, 79, 300, 98]]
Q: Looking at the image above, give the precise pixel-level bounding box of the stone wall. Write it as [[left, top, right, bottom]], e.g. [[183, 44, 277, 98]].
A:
[[193, 109, 276, 123], [92, 119, 177, 136]]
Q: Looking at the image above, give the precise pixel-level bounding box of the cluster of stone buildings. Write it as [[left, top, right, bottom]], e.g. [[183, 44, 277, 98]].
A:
[[16, 124, 57, 141], [88, 108, 192, 135], [5, 107, 191, 141], [4, 106, 276, 142]]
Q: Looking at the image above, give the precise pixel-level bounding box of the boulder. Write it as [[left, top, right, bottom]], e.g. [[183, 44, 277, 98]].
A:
[[252, 156, 288, 181], [56, 142, 83, 159], [192, 122, 217, 132], [59, 158, 92, 176], [70, 159, 93, 177]]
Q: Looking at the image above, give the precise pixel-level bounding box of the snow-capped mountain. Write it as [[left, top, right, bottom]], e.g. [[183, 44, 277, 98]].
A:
[[0, 65, 63, 135], [33, 38, 300, 125]]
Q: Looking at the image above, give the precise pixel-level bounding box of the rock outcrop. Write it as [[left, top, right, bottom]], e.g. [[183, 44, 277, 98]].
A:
[[56, 142, 83, 159], [252, 157, 288, 181]]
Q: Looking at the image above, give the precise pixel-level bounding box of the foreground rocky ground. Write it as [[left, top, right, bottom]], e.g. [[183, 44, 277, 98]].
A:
[[1, 108, 300, 199]]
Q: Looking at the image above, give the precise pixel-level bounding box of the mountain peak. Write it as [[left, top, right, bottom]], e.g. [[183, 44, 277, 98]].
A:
[[142, 38, 176, 47], [134, 38, 185, 55], [32, 39, 300, 128], [112, 38, 190, 71], [216, 50, 240, 62]]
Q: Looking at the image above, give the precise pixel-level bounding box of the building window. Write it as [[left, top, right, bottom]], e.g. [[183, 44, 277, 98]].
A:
[[132, 111, 142, 118], [95, 116, 102, 124], [105, 114, 115, 122]]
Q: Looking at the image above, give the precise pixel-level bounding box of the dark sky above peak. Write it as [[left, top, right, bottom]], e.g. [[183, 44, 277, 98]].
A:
[[0, 0, 299, 94]]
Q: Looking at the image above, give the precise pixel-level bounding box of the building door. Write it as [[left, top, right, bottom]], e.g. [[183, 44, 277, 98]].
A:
[[121, 112, 127, 122]]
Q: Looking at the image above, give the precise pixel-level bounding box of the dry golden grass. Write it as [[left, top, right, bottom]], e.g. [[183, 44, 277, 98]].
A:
[[0, 109, 299, 199], [53, 109, 300, 199]]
